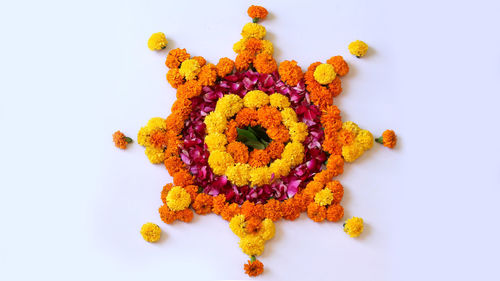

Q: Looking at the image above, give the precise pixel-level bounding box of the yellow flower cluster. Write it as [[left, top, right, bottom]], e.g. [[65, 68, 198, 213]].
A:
[[138, 117, 167, 163], [166, 186, 192, 211], [344, 217, 364, 237], [205, 93, 307, 187], [241, 23, 266, 39], [314, 188, 334, 206], [140, 222, 162, 242], [179, 59, 201, 80], [313, 63, 336, 85], [230, 214, 275, 256], [348, 40, 369, 58], [233, 21, 273, 56], [341, 121, 374, 162], [147, 32, 168, 50]]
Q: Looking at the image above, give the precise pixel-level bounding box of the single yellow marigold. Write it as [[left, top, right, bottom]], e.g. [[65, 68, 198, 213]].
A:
[[243, 90, 270, 108], [289, 122, 308, 143], [241, 23, 266, 39], [229, 214, 247, 238], [249, 167, 272, 187], [269, 93, 290, 109], [261, 40, 274, 54], [239, 235, 265, 256], [342, 121, 360, 135], [204, 111, 227, 134], [147, 32, 168, 50], [215, 94, 244, 118], [280, 108, 298, 127], [226, 163, 252, 186], [258, 219, 275, 241], [314, 188, 334, 206], [166, 186, 192, 211], [145, 146, 165, 164], [208, 151, 234, 175], [140, 222, 161, 242], [282, 142, 305, 166], [179, 59, 201, 80], [341, 144, 364, 162], [313, 63, 336, 85], [205, 133, 227, 152], [344, 217, 364, 237], [348, 40, 368, 58], [355, 129, 374, 150], [233, 38, 247, 54], [269, 159, 291, 178]]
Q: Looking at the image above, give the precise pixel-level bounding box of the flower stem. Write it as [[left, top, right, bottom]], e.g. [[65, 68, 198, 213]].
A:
[[252, 18, 259, 23], [250, 255, 256, 262], [375, 136, 384, 144]]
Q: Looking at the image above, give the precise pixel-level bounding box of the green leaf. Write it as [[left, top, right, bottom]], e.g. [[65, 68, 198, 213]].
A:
[[124, 137, 133, 143], [244, 140, 266, 150], [236, 128, 259, 142]]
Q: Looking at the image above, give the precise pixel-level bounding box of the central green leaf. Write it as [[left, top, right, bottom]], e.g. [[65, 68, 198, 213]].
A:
[[236, 125, 271, 150]]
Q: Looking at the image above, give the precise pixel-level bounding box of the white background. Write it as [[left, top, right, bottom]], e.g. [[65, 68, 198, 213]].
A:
[[1, 0, 500, 280]]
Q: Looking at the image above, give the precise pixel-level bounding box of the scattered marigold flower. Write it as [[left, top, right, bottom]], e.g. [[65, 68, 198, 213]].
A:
[[247, 5, 268, 23], [278, 60, 303, 86], [113, 130, 132, 149], [344, 217, 364, 237], [244, 259, 264, 277], [140, 222, 162, 242], [326, 56, 349, 76], [165, 48, 190, 68], [147, 32, 168, 51], [254, 52, 277, 74], [348, 40, 368, 58], [216, 57, 235, 77], [376, 129, 397, 148], [307, 202, 327, 222]]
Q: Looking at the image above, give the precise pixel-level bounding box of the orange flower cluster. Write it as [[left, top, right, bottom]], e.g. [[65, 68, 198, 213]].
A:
[[247, 5, 268, 22], [278, 60, 303, 86], [159, 183, 195, 224]]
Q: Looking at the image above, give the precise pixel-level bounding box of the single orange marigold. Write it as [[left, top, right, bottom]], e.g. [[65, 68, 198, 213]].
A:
[[216, 57, 235, 77], [278, 60, 303, 86], [244, 259, 264, 277], [327, 56, 349, 76], [254, 52, 277, 74], [227, 141, 250, 163], [247, 5, 268, 22], [165, 48, 190, 69]]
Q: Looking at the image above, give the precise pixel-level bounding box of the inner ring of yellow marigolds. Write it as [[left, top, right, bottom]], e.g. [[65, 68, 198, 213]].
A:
[[204, 91, 309, 187]]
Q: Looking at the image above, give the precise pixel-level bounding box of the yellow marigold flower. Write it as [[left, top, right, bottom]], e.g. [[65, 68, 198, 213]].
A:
[[355, 129, 374, 150], [147, 117, 167, 131], [243, 90, 269, 108], [313, 63, 336, 85], [348, 40, 368, 58], [282, 142, 305, 167], [289, 122, 308, 143], [249, 167, 271, 187], [241, 23, 266, 39], [140, 222, 161, 242], [233, 38, 247, 54], [145, 146, 166, 164], [137, 126, 150, 146], [215, 94, 244, 118], [258, 219, 275, 241], [229, 214, 247, 238], [147, 32, 168, 51], [269, 93, 290, 109], [179, 59, 201, 81], [239, 235, 265, 256], [205, 133, 227, 152], [280, 107, 298, 127], [314, 188, 334, 206], [341, 144, 364, 162], [208, 151, 234, 175], [342, 121, 360, 135], [166, 186, 192, 211], [226, 163, 252, 186], [260, 40, 273, 54], [204, 111, 227, 134], [269, 159, 291, 178], [344, 217, 364, 237]]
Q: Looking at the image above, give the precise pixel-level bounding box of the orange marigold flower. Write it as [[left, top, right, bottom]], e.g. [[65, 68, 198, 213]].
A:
[[377, 129, 397, 148], [113, 130, 131, 149], [265, 141, 284, 160], [165, 132, 183, 156], [244, 259, 264, 277], [161, 183, 174, 205], [313, 170, 334, 185], [264, 199, 282, 221], [227, 141, 250, 163], [159, 204, 176, 224], [176, 208, 194, 222], [212, 194, 227, 215], [304, 180, 324, 198], [173, 170, 194, 186], [171, 97, 192, 120], [216, 57, 235, 77], [310, 87, 333, 111], [198, 63, 217, 86], [166, 68, 184, 88], [247, 5, 268, 22], [326, 203, 344, 222], [293, 192, 309, 212], [241, 201, 265, 220], [326, 154, 344, 177], [325, 180, 344, 204], [328, 76, 342, 97], [248, 149, 271, 167], [164, 156, 184, 175], [278, 60, 303, 86], [192, 193, 213, 215], [257, 106, 282, 129], [244, 38, 263, 54], [305, 62, 321, 80], [337, 129, 355, 146], [192, 56, 206, 67], [165, 48, 190, 69], [221, 203, 241, 221], [266, 125, 290, 143], [235, 108, 258, 127], [176, 80, 202, 99], [322, 135, 342, 155], [320, 105, 341, 126], [253, 52, 277, 74], [235, 50, 255, 72], [307, 202, 326, 222], [326, 56, 349, 76], [165, 113, 184, 134], [281, 198, 301, 221], [149, 130, 169, 148], [184, 184, 198, 201], [225, 120, 239, 143], [245, 217, 263, 234]]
